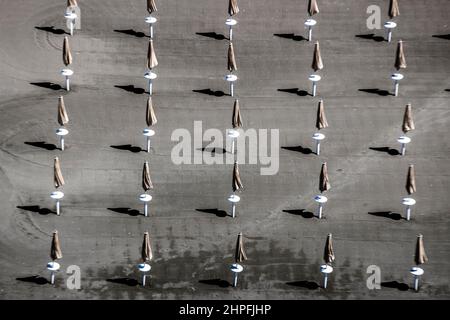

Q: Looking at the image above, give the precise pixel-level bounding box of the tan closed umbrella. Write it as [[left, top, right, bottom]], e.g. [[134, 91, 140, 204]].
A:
[[389, 0, 399, 19], [57, 96, 69, 126], [235, 232, 247, 263], [308, 0, 320, 16], [312, 41, 323, 72], [147, 0, 157, 14], [316, 100, 328, 130], [323, 233, 335, 265], [142, 161, 153, 192], [228, 42, 237, 72], [228, 0, 239, 16], [406, 164, 416, 195], [50, 230, 63, 261], [414, 234, 428, 265], [54, 157, 65, 188], [63, 36, 73, 66], [67, 0, 78, 7], [402, 103, 415, 134], [147, 39, 158, 69], [146, 97, 157, 127], [232, 161, 243, 192], [319, 162, 330, 193], [141, 232, 153, 262], [394, 40, 407, 70], [232, 99, 242, 128]]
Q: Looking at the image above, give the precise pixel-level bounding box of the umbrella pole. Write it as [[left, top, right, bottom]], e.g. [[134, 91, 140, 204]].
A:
[[65, 76, 70, 91], [316, 140, 321, 155], [394, 80, 399, 97], [147, 136, 151, 153], [144, 202, 148, 217], [142, 274, 146, 286], [70, 20, 74, 36], [231, 139, 235, 154], [56, 200, 60, 216], [229, 26, 233, 41], [150, 24, 154, 39], [318, 203, 323, 219], [387, 29, 392, 43], [50, 271, 55, 284], [406, 205, 411, 221], [60, 136, 65, 151], [414, 275, 419, 291], [312, 81, 317, 97], [232, 202, 236, 218], [323, 273, 328, 289], [230, 82, 234, 97], [400, 143, 406, 156], [233, 271, 238, 287], [308, 26, 312, 41], [148, 79, 153, 95]]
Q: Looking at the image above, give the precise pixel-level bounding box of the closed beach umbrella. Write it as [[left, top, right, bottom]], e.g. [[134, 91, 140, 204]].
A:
[[63, 36, 73, 66], [232, 99, 242, 128], [414, 234, 428, 265], [228, 0, 239, 16], [228, 42, 237, 72], [50, 230, 63, 261], [54, 157, 65, 188], [147, 39, 158, 69], [308, 0, 320, 16], [406, 164, 416, 195], [141, 232, 153, 262], [146, 97, 157, 126], [316, 99, 328, 130], [235, 232, 247, 263], [323, 233, 335, 265], [67, 0, 78, 8], [57, 96, 69, 126], [312, 41, 323, 72], [232, 161, 243, 192], [147, 0, 157, 14], [389, 0, 399, 19], [394, 40, 407, 70], [402, 103, 415, 134], [319, 162, 330, 193], [142, 161, 153, 192]]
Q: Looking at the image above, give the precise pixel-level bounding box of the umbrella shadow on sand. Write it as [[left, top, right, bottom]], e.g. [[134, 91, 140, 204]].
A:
[[368, 211, 404, 221], [274, 33, 307, 41], [277, 88, 309, 96], [16, 275, 50, 285], [110, 145, 144, 153], [30, 82, 63, 91], [359, 88, 392, 96], [381, 281, 410, 291], [199, 147, 227, 154], [286, 280, 320, 290], [355, 33, 385, 42], [107, 208, 141, 216], [17, 205, 56, 215], [198, 279, 231, 288], [281, 146, 313, 155], [196, 32, 227, 40], [25, 141, 59, 151], [283, 209, 315, 219], [35, 26, 69, 35], [369, 147, 400, 156], [196, 208, 228, 218], [432, 34, 450, 40], [106, 278, 139, 286], [193, 89, 227, 97], [114, 85, 147, 95], [114, 29, 147, 38]]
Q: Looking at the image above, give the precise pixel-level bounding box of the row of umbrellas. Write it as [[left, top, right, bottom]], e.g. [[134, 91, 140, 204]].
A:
[[48, 230, 427, 289]]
